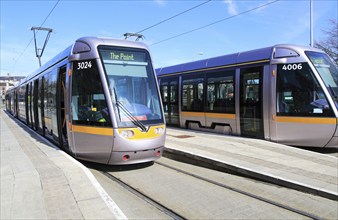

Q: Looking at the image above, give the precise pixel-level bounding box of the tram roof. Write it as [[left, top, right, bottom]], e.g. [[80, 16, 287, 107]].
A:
[[156, 44, 325, 76], [156, 46, 274, 76]]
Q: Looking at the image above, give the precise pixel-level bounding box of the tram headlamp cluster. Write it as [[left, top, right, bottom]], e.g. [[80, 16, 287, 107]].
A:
[[120, 130, 135, 138], [155, 127, 164, 135]]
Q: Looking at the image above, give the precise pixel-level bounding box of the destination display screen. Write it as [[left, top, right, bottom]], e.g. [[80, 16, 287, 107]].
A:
[[99, 48, 146, 63]]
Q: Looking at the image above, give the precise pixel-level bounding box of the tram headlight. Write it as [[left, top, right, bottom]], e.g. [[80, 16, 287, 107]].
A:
[[155, 127, 164, 135], [120, 130, 135, 138]]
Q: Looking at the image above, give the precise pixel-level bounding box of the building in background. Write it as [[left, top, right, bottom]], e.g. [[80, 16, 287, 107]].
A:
[[0, 75, 25, 104]]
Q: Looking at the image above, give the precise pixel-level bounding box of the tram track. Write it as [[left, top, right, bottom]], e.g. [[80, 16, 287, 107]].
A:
[[100, 169, 186, 220], [154, 160, 324, 220], [90, 158, 331, 220]]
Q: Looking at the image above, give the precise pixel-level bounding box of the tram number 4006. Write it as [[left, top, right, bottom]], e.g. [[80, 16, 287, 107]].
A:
[[77, 61, 92, 70], [282, 63, 303, 71]]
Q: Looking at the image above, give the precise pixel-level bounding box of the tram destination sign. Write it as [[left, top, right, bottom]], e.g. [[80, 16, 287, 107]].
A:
[[99, 48, 146, 63]]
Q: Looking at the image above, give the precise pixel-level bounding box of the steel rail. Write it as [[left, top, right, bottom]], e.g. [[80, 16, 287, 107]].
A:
[[156, 161, 324, 220], [100, 170, 186, 220]]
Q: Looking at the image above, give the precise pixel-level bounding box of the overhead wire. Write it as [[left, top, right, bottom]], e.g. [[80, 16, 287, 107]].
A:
[[136, 0, 212, 34], [14, 0, 60, 65], [150, 0, 280, 46]]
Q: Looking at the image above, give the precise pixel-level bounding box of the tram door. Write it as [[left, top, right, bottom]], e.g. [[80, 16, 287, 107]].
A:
[[160, 78, 179, 126], [57, 66, 68, 148], [240, 67, 264, 138]]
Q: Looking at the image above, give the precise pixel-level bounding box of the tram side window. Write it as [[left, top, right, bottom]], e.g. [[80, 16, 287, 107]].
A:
[[182, 77, 204, 112], [207, 72, 235, 113], [72, 60, 111, 126], [161, 82, 168, 111], [170, 82, 177, 103], [161, 82, 168, 102], [18, 86, 26, 120], [43, 74, 50, 123], [276, 63, 333, 116]]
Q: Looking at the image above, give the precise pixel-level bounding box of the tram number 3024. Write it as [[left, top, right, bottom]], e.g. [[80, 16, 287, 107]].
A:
[[77, 61, 92, 70], [282, 63, 303, 71]]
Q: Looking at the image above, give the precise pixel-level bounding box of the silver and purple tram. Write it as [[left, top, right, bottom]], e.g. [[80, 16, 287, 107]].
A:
[[5, 37, 166, 164], [156, 44, 337, 148]]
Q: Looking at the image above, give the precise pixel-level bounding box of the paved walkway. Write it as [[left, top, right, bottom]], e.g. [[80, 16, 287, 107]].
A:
[[0, 110, 126, 219], [165, 128, 338, 201]]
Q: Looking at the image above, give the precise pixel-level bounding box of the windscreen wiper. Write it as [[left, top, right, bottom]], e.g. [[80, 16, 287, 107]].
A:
[[113, 88, 122, 121], [116, 101, 148, 132], [113, 88, 147, 132]]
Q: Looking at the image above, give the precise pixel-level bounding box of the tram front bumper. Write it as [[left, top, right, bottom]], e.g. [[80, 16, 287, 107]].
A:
[[108, 146, 164, 165]]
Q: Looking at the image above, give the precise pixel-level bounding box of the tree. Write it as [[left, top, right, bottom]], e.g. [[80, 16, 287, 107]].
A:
[[314, 19, 338, 65]]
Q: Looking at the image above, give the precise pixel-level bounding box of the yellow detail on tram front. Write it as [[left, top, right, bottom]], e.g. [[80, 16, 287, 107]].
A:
[[72, 125, 113, 136], [118, 125, 165, 140]]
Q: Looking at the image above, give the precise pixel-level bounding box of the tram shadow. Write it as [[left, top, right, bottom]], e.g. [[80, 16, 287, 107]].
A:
[[83, 160, 155, 173]]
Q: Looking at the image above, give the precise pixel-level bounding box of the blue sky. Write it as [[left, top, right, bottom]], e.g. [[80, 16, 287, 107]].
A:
[[1, 0, 337, 77]]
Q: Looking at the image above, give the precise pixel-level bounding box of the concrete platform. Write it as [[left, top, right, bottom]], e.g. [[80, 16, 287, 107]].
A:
[[0, 110, 126, 219], [164, 128, 338, 201]]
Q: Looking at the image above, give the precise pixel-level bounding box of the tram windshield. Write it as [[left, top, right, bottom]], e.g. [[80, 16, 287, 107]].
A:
[[99, 46, 163, 128], [306, 51, 338, 110]]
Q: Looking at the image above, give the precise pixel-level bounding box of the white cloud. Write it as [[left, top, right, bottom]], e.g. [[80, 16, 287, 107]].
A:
[[154, 0, 167, 7], [223, 0, 238, 16]]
